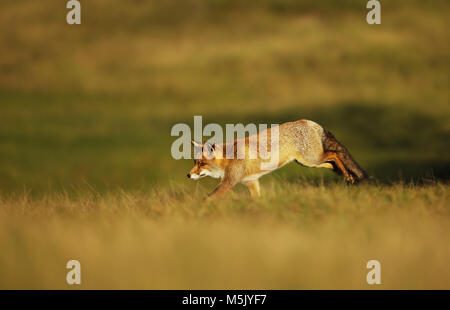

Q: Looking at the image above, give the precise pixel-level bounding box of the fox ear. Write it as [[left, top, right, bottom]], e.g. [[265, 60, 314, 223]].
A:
[[192, 140, 203, 159], [203, 142, 216, 159], [191, 139, 203, 148]]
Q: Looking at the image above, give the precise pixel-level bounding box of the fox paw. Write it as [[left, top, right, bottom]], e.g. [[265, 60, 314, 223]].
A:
[[345, 174, 356, 184]]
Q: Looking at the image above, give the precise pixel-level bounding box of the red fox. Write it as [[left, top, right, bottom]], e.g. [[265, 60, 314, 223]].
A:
[[187, 119, 368, 199]]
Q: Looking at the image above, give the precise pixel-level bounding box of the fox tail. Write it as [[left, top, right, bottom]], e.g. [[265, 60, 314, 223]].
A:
[[322, 129, 369, 183]]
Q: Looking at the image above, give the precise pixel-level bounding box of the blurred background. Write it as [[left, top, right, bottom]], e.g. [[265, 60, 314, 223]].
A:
[[0, 0, 450, 291], [0, 0, 449, 194]]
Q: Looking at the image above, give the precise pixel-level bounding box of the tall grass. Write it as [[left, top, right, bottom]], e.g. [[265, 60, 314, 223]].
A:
[[0, 182, 448, 289]]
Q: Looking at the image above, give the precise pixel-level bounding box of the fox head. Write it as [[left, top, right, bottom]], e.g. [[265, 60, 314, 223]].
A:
[[187, 140, 224, 180]]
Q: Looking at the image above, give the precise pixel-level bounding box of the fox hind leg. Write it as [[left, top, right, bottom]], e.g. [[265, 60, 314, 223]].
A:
[[316, 162, 334, 169], [321, 151, 355, 184], [294, 156, 333, 169]]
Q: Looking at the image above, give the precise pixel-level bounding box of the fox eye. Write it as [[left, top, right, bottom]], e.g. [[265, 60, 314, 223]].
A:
[[199, 162, 206, 166]]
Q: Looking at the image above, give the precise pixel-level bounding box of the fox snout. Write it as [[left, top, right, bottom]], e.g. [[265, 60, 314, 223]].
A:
[[188, 160, 224, 180], [187, 172, 201, 179], [187, 165, 202, 180], [187, 171, 208, 180]]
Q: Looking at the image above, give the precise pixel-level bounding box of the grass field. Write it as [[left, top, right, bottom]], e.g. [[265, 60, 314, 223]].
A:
[[0, 0, 449, 289], [1, 182, 449, 289]]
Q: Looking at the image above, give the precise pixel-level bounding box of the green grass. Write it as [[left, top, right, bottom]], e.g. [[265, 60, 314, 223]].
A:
[[1, 0, 449, 192], [0, 0, 449, 289]]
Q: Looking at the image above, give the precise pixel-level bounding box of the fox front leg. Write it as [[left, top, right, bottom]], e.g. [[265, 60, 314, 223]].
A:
[[207, 181, 233, 201], [206, 175, 241, 202], [205, 167, 243, 202]]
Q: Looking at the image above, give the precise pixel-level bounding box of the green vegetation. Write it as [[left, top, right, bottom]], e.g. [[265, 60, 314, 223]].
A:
[[0, 0, 448, 289]]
